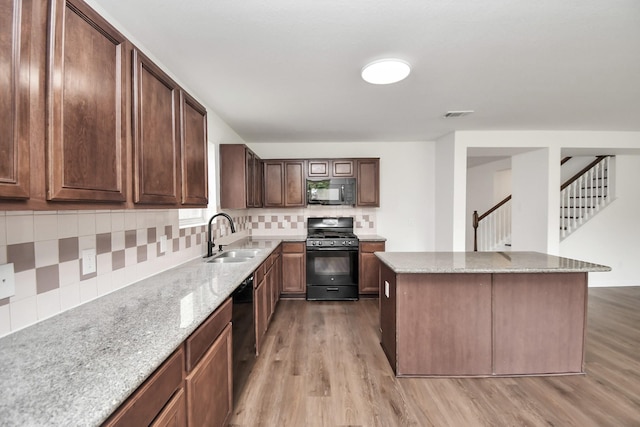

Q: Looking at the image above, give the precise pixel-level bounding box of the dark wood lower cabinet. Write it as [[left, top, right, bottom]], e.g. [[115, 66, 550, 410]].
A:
[[254, 248, 282, 355], [185, 324, 233, 427], [281, 242, 306, 296], [105, 299, 232, 427], [103, 348, 185, 427], [151, 388, 187, 427], [359, 241, 385, 295]]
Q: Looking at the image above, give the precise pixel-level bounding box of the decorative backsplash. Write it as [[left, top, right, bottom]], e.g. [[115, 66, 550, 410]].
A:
[[0, 208, 376, 337], [249, 207, 377, 235]]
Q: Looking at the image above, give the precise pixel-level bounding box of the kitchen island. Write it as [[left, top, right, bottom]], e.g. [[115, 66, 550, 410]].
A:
[[375, 251, 611, 377]]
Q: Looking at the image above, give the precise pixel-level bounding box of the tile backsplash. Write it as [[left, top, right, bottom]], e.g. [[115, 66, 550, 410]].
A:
[[0, 208, 376, 337], [0, 210, 209, 337]]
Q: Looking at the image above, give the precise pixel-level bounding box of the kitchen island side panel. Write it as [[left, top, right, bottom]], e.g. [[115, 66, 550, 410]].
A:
[[492, 272, 587, 375], [379, 264, 397, 372], [395, 273, 493, 376]]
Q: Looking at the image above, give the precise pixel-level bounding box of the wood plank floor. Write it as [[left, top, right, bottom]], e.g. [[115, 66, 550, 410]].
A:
[[229, 287, 640, 426]]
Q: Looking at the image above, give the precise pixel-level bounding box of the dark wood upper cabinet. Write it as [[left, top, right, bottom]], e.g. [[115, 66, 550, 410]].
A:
[[263, 161, 284, 207], [333, 159, 354, 177], [284, 161, 305, 206], [180, 91, 208, 206], [264, 160, 304, 207], [357, 158, 380, 207], [132, 49, 180, 205], [46, 0, 127, 202], [306, 159, 355, 178], [245, 148, 262, 208], [0, 0, 31, 200], [220, 144, 261, 209], [307, 160, 329, 177]]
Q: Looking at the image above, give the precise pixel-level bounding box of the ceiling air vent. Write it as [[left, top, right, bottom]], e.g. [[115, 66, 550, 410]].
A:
[[443, 110, 474, 118]]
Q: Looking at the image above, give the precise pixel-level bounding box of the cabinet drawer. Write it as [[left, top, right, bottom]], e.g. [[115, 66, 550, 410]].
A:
[[282, 242, 305, 253], [185, 298, 232, 371], [254, 263, 265, 286], [360, 241, 385, 253], [104, 347, 184, 427]]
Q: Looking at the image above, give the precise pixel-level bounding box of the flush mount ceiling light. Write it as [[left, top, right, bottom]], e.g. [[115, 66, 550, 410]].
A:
[[361, 59, 411, 84]]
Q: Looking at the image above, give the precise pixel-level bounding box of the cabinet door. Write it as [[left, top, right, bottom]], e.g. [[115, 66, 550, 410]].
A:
[[356, 159, 380, 206], [180, 91, 207, 206], [219, 144, 248, 209], [150, 388, 187, 427], [307, 160, 329, 177], [263, 161, 284, 207], [104, 348, 185, 427], [46, 0, 127, 202], [359, 242, 385, 295], [379, 264, 397, 372], [332, 160, 355, 177], [281, 243, 306, 294], [245, 149, 255, 207], [133, 49, 180, 205], [253, 157, 263, 208], [185, 323, 232, 427], [253, 277, 268, 355], [284, 161, 305, 206], [0, 0, 30, 200]]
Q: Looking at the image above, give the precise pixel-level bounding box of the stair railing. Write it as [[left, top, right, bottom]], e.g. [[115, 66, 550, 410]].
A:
[[560, 156, 609, 239], [473, 156, 610, 251], [472, 195, 511, 252]]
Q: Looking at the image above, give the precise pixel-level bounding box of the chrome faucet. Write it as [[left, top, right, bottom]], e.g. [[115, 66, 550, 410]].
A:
[[205, 212, 236, 257]]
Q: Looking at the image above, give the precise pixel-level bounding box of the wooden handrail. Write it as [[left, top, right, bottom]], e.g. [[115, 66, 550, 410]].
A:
[[560, 156, 608, 191], [472, 155, 609, 251], [473, 195, 511, 251]]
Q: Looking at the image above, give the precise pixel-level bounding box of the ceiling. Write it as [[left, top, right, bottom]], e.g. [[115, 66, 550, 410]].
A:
[[91, 0, 640, 143]]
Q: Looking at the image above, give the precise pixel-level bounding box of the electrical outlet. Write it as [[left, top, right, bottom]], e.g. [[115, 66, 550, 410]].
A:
[[160, 235, 167, 253], [82, 249, 96, 275], [0, 263, 16, 299]]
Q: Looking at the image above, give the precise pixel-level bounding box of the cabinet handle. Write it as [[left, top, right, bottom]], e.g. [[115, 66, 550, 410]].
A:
[[327, 287, 340, 292]]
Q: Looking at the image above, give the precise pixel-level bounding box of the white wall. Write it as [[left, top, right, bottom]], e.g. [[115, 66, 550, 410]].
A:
[[247, 141, 435, 251], [560, 155, 640, 286], [511, 149, 555, 253]]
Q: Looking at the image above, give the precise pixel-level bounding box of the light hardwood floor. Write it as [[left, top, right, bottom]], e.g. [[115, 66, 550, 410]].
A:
[[229, 287, 640, 426]]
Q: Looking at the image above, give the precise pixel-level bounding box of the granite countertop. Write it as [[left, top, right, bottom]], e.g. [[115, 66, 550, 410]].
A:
[[375, 251, 611, 274], [0, 236, 290, 427]]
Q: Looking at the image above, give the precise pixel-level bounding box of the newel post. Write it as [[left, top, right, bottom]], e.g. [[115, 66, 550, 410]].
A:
[[472, 210, 479, 252]]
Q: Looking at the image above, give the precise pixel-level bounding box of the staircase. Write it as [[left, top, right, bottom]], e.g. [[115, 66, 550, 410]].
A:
[[473, 156, 613, 251], [560, 156, 611, 239]]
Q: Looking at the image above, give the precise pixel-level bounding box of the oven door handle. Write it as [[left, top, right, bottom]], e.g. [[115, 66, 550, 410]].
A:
[[306, 247, 358, 252]]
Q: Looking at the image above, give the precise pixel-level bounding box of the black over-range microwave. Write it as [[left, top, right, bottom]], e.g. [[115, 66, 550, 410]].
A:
[[306, 178, 356, 206]]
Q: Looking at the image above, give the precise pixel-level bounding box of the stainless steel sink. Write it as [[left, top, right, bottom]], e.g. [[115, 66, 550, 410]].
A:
[[207, 249, 261, 263]]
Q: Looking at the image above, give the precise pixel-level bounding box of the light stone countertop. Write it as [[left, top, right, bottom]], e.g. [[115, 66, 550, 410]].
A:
[[356, 234, 387, 242], [0, 236, 295, 427], [375, 251, 611, 274]]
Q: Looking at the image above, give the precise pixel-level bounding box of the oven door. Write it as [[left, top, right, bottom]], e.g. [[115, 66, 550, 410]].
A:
[[306, 248, 359, 300]]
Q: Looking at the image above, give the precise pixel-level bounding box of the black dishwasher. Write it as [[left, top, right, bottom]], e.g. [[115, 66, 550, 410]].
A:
[[231, 275, 256, 404]]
